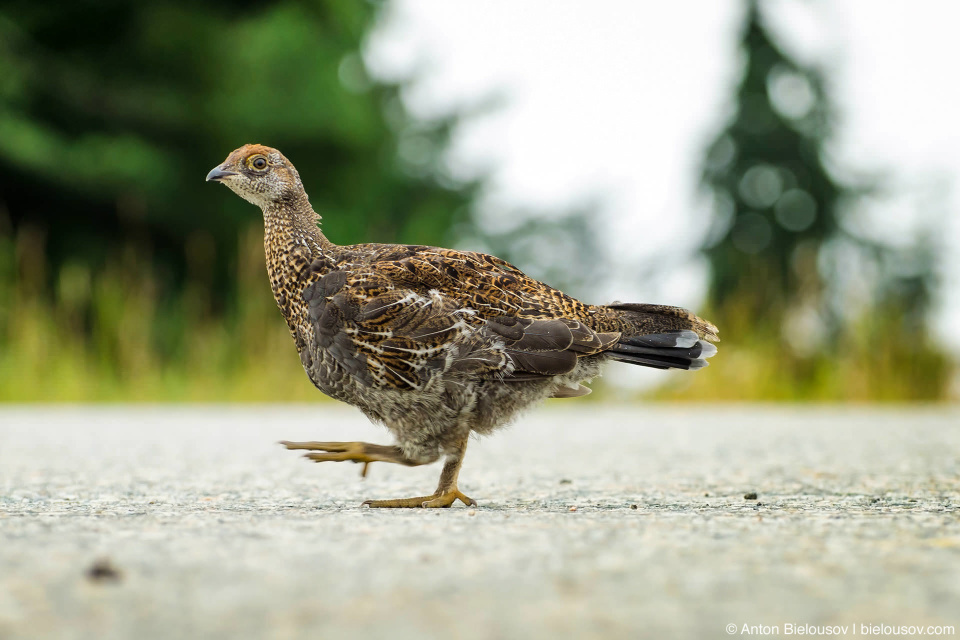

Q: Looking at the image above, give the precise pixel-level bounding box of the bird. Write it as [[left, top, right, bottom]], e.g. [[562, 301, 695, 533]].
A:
[[207, 144, 718, 508]]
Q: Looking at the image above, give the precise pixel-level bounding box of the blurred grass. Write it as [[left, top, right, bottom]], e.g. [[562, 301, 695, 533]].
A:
[[1, 227, 322, 402], [0, 228, 954, 403], [651, 296, 954, 402]]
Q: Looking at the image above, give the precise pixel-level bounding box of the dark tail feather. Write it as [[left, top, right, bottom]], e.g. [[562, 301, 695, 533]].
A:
[[607, 330, 718, 371]]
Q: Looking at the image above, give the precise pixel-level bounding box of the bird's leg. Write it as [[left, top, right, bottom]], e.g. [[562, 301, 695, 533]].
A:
[[362, 433, 476, 509], [279, 441, 423, 478]]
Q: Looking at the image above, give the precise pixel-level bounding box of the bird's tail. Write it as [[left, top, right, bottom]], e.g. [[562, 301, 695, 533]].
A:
[[604, 303, 719, 371]]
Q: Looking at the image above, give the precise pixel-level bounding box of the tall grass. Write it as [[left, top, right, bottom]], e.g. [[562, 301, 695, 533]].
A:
[[0, 227, 954, 402]]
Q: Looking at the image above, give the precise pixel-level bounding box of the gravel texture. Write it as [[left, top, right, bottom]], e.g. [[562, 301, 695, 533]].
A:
[[1, 404, 959, 639]]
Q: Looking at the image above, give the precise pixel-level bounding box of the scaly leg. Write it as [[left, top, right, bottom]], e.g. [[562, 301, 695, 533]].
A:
[[279, 441, 423, 477], [362, 433, 476, 509]]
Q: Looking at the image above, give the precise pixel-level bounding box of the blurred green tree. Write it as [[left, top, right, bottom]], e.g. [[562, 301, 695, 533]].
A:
[[697, 0, 949, 399], [700, 0, 838, 322], [0, 0, 476, 302]]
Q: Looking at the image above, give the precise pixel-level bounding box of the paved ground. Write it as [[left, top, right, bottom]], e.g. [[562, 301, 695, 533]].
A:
[[1, 405, 958, 639]]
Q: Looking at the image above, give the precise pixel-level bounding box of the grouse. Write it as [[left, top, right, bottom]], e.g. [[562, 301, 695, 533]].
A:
[[207, 144, 718, 508]]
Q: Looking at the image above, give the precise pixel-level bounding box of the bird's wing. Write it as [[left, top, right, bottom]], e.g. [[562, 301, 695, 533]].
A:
[[302, 248, 619, 391]]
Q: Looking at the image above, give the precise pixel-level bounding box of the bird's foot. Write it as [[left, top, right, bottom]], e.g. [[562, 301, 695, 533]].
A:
[[279, 441, 404, 477], [362, 489, 477, 509]]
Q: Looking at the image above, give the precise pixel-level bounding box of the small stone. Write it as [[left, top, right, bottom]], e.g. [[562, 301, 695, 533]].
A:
[[744, 492, 758, 500], [630, 504, 638, 510], [467, 510, 476, 516], [568, 506, 577, 512], [559, 479, 573, 485], [86, 558, 122, 583]]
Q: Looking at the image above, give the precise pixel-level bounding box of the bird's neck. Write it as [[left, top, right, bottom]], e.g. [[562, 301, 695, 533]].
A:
[[262, 199, 334, 257], [261, 200, 340, 315], [261, 199, 340, 327]]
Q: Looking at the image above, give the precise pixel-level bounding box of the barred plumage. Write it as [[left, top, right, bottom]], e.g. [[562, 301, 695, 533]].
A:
[[207, 144, 719, 508]]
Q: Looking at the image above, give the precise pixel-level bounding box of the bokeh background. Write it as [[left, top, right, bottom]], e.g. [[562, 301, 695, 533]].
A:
[[1, 0, 957, 402]]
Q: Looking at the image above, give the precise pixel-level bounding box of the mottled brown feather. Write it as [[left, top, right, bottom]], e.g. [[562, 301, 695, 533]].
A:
[[208, 144, 718, 464]]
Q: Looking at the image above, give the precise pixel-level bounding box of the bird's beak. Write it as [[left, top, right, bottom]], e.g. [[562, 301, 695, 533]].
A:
[[206, 166, 238, 182]]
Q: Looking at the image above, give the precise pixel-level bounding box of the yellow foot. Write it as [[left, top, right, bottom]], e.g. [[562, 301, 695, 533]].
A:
[[279, 441, 383, 477], [362, 489, 477, 509], [280, 440, 365, 452]]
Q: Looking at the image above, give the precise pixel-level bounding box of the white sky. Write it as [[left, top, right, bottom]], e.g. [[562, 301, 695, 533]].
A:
[[366, 0, 960, 353]]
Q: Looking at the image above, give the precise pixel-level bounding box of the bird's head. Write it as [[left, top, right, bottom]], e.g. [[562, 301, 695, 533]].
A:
[[206, 144, 305, 209]]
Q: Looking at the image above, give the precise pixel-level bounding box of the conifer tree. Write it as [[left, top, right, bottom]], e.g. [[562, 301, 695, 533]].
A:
[[698, 0, 948, 398]]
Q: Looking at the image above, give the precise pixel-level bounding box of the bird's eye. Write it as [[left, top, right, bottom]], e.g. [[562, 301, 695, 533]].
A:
[[251, 156, 268, 170]]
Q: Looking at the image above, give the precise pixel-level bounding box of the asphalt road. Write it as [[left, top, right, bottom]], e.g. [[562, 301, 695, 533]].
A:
[[1, 405, 958, 639]]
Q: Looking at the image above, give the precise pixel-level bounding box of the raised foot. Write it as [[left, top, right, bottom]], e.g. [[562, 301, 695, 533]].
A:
[[279, 441, 389, 477], [362, 490, 477, 509], [280, 440, 363, 452]]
